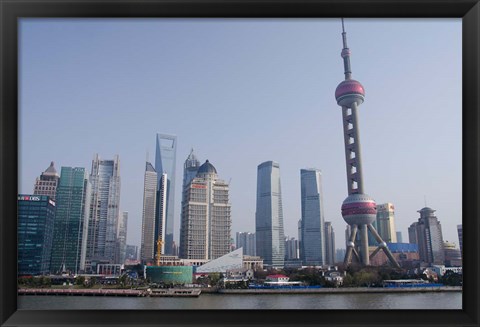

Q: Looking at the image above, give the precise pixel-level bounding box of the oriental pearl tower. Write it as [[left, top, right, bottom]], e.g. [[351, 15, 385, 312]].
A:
[[335, 19, 399, 268]]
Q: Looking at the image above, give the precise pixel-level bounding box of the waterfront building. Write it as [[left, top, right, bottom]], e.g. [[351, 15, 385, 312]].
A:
[[236, 232, 256, 256], [408, 207, 445, 265], [155, 133, 177, 255], [18, 195, 56, 275], [86, 154, 121, 267], [396, 231, 403, 243], [376, 203, 397, 243], [255, 161, 285, 268], [285, 237, 299, 260], [457, 224, 462, 255], [334, 19, 399, 267], [145, 266, 193, 284], [33, 161, 60, 200], [50, 167, 91, 274], [443, 241, 462, 267], [299, 168, 326, 266], [324, 221, 336, 265], [116, 211, 128, 264], [140, 161, 158, 264], [179, 160, 231, 260]]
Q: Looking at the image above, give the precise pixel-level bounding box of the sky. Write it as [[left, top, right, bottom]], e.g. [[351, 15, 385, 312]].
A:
[[19, 18, 462, 250]]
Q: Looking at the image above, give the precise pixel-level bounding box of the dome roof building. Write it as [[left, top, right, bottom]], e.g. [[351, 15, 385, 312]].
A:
[[197, 160, 217, 176]]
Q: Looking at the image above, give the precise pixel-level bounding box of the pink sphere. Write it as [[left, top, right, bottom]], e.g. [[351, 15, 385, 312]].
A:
[[335, 79, 365, 107]]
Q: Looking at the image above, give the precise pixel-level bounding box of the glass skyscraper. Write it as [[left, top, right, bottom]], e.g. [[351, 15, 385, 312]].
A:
[[18, 194, 56, 275], [140, 161, 157, 264], [255, 161, 285, 268], [299, 168, 326, 266], [155, 133, 177, 255], [87, 154, 121, 267], [50, 167, 91, 274], [324, 221, 336, 265]]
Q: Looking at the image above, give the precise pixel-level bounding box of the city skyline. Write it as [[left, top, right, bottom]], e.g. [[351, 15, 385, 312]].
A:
[[19, 18, 462, 250]]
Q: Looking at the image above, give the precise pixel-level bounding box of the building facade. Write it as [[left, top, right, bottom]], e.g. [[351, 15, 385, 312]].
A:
[[18, 195, 56, 275], [155, 133, 177, 255], [285, 237, 299, 260], [116, 211, 128, 264], [457, 224, 462, 255], [50, 167, 91, 274], [299, 168, 326, 266], [376, 203, 397, 243], [408, 207, 445, 265], [443, 241, 462, 267], [324, 221, 336, 265], [33, 162, 60, 200], [255, 161, 285, 268], [140, 161, 158, 264], [180, 160, 231, 260], [86, 154, 121, 266], [396, 231, 403, 243], [236, 232, 256, 256]]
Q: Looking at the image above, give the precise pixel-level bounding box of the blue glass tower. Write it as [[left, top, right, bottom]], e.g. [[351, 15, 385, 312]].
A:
[[18, 195, 56, 275], [300, 168, 326, 266], [155, 133, 177, 255], [255, 161, 285, 268]]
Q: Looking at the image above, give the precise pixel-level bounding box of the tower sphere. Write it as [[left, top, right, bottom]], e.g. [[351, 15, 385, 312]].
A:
[[341, 193, 377, 225], [335, 79, 365, 107]]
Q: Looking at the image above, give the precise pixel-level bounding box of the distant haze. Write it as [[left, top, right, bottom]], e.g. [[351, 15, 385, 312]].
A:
[[19, 18, 462, 249]]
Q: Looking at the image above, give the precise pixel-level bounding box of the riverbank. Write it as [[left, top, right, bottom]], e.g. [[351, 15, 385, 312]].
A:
[[18, 286, 461, 297], [217, 286, 462, 294]]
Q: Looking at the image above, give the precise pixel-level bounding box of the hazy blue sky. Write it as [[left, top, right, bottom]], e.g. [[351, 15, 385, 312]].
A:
[[19, 18, 462, 250]]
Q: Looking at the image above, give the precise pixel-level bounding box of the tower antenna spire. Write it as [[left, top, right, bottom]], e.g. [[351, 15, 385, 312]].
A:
[[340, 18, 352, 80]]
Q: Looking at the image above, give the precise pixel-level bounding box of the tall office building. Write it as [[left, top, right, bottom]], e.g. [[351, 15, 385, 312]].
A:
[[299, 168, 326, 266], [86, 154, 121, 267], [155, 133, 177, 255], [126, 245, 139, 261], [255, 161, 285, 268], [18, 195, 56, 275], [180, 160, 231, 260], [334, 19, 399, 267], [33, 161, 60, 200], [116, 211, 128, 264], [236, 232, 256, 256], [457, 224, 462, 255], [324, 221, 336, 265], [140, 161, 158, 264], [50, 167, 91, 274], [285, 237, 299, 260], [443, 241, 462, 267], [408, 207, 445, 265], [376, 203, 397, 243]]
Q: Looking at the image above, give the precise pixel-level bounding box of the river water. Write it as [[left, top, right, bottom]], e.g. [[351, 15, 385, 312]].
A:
[[18, 292, 462, 310]]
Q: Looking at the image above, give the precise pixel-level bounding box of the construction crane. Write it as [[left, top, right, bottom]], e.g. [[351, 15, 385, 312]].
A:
[[155, 239, 164, 266]]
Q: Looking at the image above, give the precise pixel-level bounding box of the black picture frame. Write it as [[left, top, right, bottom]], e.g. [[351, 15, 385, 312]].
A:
[[1, 0, 478, 326]]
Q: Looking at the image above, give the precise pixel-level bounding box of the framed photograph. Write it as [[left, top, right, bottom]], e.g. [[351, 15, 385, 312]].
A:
[[1, 0, 478, 326]]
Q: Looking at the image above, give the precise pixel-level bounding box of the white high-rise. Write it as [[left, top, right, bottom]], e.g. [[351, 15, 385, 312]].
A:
[[180, 160, 231, 260]]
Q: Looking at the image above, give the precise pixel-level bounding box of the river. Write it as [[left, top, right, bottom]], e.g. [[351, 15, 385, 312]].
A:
[[18, 292, 462, 310]]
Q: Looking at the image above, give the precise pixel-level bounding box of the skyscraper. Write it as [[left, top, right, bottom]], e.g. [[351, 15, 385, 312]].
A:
[[116, 211, 128, 264], [182, 149, 201, 192], [457, 224, 462, 255], [50, 167, 91, 274], [334, 19, 398, 267], [396, 231, 403, 243], [33, 161, 60, 200], [255, 161, 285, 268], [236, 232, 256, 256], [409, 207, 445, 265], [140, 161, 157, 264], [180, 160, 231, 260], [376, 203, 397, 243], [155, 133, 177, 255], [285, 237, 299, 260], [324, 221, 336, 265], [18, 194, 56, 275], [299, 168, 326, 266], [87, 154, 121, 266]]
